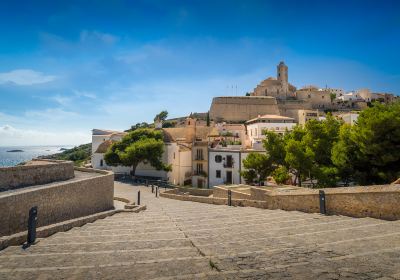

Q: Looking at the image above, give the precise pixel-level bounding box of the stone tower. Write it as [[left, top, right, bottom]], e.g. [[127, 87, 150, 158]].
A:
[[277, 61, 289, 97]]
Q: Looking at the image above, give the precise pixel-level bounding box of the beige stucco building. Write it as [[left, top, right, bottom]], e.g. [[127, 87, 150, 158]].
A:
[[297, 109, 321, 125], [295, 86, 332, 109]]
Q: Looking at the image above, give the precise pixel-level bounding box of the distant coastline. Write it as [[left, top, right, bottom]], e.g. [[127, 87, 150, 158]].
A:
[[0, 146, 74, 167]]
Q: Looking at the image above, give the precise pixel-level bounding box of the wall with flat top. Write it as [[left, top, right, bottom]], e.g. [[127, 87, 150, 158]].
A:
[[0, 168, 114, 237], [0, 159, 75, 192], [162, 184, 400, 220]]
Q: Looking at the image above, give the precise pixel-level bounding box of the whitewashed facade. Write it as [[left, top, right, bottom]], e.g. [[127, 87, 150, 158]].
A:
[[245, 114, 296, 147]]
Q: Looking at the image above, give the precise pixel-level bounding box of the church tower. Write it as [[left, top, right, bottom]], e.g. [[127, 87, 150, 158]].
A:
[[277, 61, 289, 97]]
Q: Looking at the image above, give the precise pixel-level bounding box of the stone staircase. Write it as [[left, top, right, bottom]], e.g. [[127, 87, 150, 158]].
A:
[[1, 183, 400, 279]]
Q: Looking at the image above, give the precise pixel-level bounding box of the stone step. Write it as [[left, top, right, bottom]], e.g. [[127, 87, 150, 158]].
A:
[[179, 216, 376, 235], [64, 223, 179, 234], [0, 256, 213, 280], [187, 220, 393, 244], [40, 231, 185, 245], [0, 247, 200, 269], [0, 238, 192, 255]]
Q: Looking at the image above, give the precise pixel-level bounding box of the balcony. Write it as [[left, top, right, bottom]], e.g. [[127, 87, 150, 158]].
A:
[[194, 156, 205, 161], [192, 170, 207, 177], [223, 162, 234, 168]]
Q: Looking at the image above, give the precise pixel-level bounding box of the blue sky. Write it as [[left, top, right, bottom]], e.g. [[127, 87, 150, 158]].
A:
[[0, 0, 399, 146]]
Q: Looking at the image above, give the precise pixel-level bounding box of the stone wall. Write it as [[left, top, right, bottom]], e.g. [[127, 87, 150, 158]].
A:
[[163, 184, 400, 220], [0, 159, 75, 192], [0, 168, 114, 236], [209, 96, 280, 122], [214, 186, 251, 200]]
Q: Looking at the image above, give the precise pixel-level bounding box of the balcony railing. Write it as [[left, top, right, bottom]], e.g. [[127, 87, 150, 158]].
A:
[[192, 170, 207, 177], [223, 162, 234, 168]]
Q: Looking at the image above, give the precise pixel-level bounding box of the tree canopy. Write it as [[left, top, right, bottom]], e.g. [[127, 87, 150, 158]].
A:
[[154, 110, 168, 122], [240, 153, 274, 185], [258, 101, 400, 187], [104, 128, 171, 175]]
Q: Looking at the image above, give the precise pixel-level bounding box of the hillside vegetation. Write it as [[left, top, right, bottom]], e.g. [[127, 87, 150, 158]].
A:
[[43, 143, 91, 166]]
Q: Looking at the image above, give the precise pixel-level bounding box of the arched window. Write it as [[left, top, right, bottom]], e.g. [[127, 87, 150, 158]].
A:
[[215, 155, 222, 163]]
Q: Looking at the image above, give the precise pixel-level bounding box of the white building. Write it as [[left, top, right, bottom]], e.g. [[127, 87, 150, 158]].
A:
[[208, 148, 264, 188], [324, 88, 345, 97], [338, 113, 359, 126], [91, 128, 193, 185], [91, 129, 131, 174], [337, 91, 363, 102], [245, 114, 296, 147]]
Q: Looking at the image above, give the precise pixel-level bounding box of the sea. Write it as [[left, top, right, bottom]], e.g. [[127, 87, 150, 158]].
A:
[[0, 146, 74, 167]]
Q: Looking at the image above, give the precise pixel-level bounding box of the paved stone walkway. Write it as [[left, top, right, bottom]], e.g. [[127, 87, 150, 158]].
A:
[[1, 182, 400, 279]]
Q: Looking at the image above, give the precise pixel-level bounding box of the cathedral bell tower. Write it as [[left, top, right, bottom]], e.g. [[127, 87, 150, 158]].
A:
[[277, 61, 289, 97]]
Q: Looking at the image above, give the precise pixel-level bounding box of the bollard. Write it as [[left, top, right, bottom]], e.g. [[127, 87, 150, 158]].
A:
[[319, 190, 326, 215], [151, 185, 154, 193], [137, 191, 141, 205], [155, 187, 158, 198], [228, 189, 232, 206], [27, 206, 38, 244]]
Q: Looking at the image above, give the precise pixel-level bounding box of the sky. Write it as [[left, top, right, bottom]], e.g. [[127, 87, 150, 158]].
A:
[[0, 0, 399, 146]]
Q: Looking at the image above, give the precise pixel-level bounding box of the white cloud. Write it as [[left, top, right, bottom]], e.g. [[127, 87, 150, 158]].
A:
[[24, 108, 79, 120], [80, 30, 119, 45], [51, 95, 71, 106], [0, 124, 90, 146], [0, 69, 56, 86], [73, 90, 97, 99]]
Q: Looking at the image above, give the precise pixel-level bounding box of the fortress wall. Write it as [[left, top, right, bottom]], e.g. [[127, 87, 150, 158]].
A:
[[210, 96, 280, 122], [0, 160, 75, 192]]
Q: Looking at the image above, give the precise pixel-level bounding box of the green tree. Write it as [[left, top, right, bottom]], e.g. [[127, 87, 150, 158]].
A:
[[240, 153, 274, 185], [263, 131, 286, 166], [206, 111, 210, 126], [284, 139, 314, 187], [272, 166, 290, 185], [350, 102, 400, 184], [331, 124, 357, 186], [154, 110, 168, 122], [104, 128, 171, 175], [127, 122, 151, 132]]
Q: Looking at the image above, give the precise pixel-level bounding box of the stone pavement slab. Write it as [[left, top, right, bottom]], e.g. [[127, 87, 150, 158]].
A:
[[0, 181, 399, 279]]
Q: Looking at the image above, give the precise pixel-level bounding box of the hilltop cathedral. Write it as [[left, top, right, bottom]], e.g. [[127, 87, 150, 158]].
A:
[[250, 61, 297, 98]]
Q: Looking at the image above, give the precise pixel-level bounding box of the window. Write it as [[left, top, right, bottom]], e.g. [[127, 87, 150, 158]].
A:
[[216, 170, 221, 178], [196, 149, 203, 160], [100, 159, 103, 167], [173, 152, 175, 159], [196, 163, 203, 173], [215, 155, 222, 163]]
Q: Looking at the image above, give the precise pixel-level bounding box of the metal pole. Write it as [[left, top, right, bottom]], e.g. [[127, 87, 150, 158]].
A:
[[27, 206, 38, 244], [319, 190, 326, 215], [228, 189, 232, 206], [156, 187, 158, 198], [137, 191, 141, 205]]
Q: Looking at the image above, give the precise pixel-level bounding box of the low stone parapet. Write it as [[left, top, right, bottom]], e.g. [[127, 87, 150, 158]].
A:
[[0, 159, 75, 192], [0, 167, 114, 237], [162, 184, 400, 220]]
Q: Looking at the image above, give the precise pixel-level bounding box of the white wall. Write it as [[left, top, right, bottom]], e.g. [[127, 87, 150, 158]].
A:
[[208, 150, 241, 187], [247, 122, 295, 146]]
